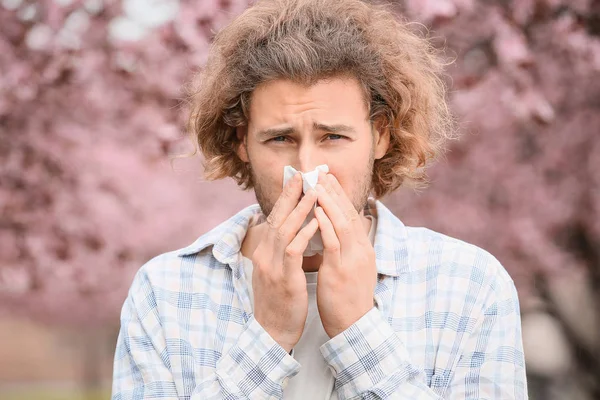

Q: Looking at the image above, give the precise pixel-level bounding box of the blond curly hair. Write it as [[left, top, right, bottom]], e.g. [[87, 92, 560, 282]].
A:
[[186, 0, 455, 198]]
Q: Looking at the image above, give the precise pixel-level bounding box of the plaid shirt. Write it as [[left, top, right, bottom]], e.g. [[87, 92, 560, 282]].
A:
[[112, 200, 527, 399]]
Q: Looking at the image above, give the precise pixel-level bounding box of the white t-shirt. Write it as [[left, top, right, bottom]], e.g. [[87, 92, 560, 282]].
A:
[[242, 216, 377, 400]]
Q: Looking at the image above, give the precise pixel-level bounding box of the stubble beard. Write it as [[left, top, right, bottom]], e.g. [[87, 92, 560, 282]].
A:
[[250, 152, 375, 220]]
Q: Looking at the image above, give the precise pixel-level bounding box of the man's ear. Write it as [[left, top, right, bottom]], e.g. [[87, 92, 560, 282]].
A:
[[235, 126, 249, 162], [372, 118, 390, 160]]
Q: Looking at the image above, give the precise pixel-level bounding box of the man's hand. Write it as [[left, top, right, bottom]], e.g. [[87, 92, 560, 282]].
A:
[[314, 172, 377, 339], [251, 172, 319, 353]]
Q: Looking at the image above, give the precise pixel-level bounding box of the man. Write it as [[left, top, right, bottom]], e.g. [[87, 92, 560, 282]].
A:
[[112, 0, 527, 399]]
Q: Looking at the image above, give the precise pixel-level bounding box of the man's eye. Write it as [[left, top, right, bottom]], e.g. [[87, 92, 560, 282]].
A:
[[326, 134, 344, 140], [271, 136, 288, 142]]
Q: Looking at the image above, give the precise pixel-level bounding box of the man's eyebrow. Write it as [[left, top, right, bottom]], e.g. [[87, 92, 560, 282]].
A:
[[256, 122, 356, 138], [313, 122, 356, 134], [256, 126, 295, 139]]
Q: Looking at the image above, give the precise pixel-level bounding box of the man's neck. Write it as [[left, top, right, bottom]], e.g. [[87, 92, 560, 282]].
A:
[[240, 215, 372, 273]]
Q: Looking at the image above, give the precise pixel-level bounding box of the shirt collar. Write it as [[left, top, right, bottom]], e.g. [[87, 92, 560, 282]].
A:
[[371, 200, 412, 276], [176, 203, 262, 265], [177, 200, 412, 277]]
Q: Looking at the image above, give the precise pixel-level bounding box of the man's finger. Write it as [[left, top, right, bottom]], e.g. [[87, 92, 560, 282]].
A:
[[318, 171, 361, 229], [315, 206, 341, 259], [284, 189, 318, 229], [283, 217, 319, 269], [317, 171, 339, 201], [273, 189, 318, 254], [326, 173, 364, 232], [316, 182, 356, 242], [266, 172, 302, 231], [326, 174, 357, 212]]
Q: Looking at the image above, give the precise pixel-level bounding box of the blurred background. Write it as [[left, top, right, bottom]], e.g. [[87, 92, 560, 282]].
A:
[[0, 0, 598, 399]]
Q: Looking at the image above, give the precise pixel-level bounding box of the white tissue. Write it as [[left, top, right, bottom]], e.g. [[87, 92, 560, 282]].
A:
[[283, 164, 329, 256]]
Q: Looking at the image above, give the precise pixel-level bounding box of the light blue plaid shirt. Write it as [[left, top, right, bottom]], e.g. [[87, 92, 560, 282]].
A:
[[112, 200, 527, 399]]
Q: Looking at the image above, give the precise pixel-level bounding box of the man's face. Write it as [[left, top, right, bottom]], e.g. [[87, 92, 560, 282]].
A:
[[237, 76, 389, 217]]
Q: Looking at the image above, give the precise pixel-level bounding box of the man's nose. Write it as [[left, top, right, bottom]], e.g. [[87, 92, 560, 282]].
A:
[[296, 143, 324, 173]]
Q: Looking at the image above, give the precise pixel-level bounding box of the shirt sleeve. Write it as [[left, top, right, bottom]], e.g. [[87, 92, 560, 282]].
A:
[[112, 266, 301, 400], [319, 280, 527, 399]]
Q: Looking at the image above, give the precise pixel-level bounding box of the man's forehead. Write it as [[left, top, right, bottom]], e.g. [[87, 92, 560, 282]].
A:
[[247, 78, 370, 129]]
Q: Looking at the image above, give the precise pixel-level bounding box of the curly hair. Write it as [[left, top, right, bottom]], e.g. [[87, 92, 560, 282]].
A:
[[186, 0, 455, 198]]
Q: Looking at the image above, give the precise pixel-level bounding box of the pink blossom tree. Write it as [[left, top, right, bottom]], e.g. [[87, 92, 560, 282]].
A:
[[0, 0, 255, 327]]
